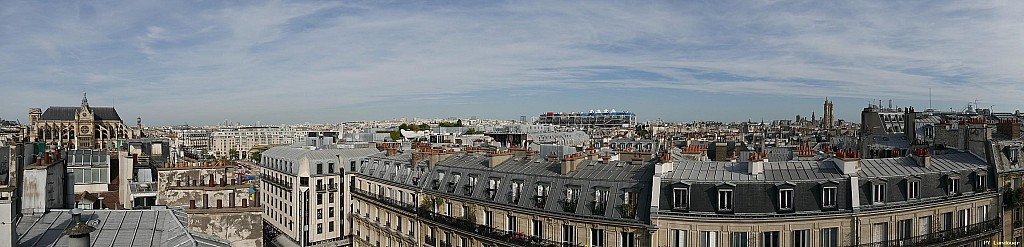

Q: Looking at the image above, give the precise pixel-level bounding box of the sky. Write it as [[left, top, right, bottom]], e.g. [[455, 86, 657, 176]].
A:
[[2, 0, 1024, 126]]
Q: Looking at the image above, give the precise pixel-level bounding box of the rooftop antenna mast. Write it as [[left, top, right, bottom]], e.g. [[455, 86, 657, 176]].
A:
[[928, 88, 932, 110]]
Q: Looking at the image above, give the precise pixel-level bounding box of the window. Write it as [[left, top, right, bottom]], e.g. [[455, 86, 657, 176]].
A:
[[897, 219, 912, 240], [942, 212, 954, 231], [730, 232, 747, 247], [778, 189, 794, 210], [317, 209, 323, 219], [761, 231, 779, 247], [672, 230, 687, 247], [792, 230, 809, 247], [485, 211, 494, 227], [958, 208, 971, 227], [872, 183, 886, 203], [673, 188, 689, 209], [532, 219, 544, 238], [317, 163, 323, 174], [329, 207, 335, 217], [620, 232, 635, 247], [948, 176, 960, 195], [446, 202, 452, 216], [918, 216, 932, 235], [871, 223, 888, 243], [329, 193, 334, 203], [822, 186, 837, 208], [562, 224, 577, 245], [317, 223, 323, 234], [907, 180, 919, 199], [701, 231, 718, 247], [329, 221, 335, 232], [591, 229, 605, 247], [976, 173, 986, 190], [718, 190, 733, 211], [820, 228, 838, 247], [328, 162, 335, 173], [979, 205, 988, 222], [318, 193, 323, 205], [506, 215, 518, 233]]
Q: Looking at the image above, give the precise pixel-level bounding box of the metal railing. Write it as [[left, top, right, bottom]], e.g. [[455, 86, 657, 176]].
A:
[[129, 181, 158, 193], [352, 188, 579, 247], [854, 218, 1000, 247]]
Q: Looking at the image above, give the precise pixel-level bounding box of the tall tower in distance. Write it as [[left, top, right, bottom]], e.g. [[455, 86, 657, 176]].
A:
[[823, 97, 835, 129]]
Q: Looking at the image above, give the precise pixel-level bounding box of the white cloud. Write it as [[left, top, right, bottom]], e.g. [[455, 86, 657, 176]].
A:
[[1, 1, 1023, 124]]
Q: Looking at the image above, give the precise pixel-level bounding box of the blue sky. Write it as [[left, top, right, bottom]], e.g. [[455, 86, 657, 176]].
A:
[[2, 1, 1023, 125]]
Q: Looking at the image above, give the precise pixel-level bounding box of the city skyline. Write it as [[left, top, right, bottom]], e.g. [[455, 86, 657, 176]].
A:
[[3, 1, 1024, 125]]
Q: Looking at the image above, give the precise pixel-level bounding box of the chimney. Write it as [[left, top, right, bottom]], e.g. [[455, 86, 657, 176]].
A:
[[64, 208, 96, 247], [43, 152, 51, 165], [560, 153, 584, 175], [834, 157, 861, 175], [912, 147, 932, 168], [190, 200, 196, 209], [487, 150, 512, 168], [229, 192, 236, 207], [747, 152, 765, 175], [203, 194, 209, 209]]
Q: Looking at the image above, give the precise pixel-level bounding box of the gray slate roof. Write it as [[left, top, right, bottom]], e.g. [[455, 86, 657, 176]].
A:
[[40, 107, 122, 121], [665, 152, 988, 183], [16, 209, 229, 247], [358, 152, 654, 224]]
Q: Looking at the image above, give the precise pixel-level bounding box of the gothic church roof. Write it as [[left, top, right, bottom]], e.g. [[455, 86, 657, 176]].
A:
[[39, 107, 122, 121]]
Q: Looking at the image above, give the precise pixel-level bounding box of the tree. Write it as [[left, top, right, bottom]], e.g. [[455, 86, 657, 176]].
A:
[[250, 151, 262, 163], [389, 131, 402, 141], [456, 119, 463, 127], [463, 128, 484, 135], [418, 123, 430, 130], [228, 149, 238, 160]]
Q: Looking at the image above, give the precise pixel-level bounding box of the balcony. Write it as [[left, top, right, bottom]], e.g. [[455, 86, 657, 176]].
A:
[[328, 184, 338, 192], [352, 187, 577, 247], [129, 181, 158, 194], [316, 185, 326, 192], [259, 174, 293, 190], [855, 218, 1000, 247]]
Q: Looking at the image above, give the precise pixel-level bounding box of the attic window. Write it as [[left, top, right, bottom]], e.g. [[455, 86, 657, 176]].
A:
[[671, 187, 688, 211], [535, 183, 550, 209], [822, 186, 837, 208], [510, 180, 524, 204], [487, 178, 501, 200], [563, 186, 581, 213], [948, 175, 960, 195], [593, 187, 608, 215]]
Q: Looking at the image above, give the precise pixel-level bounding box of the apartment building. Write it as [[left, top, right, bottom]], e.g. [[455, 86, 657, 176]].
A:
[[259, 139, 379, 246], [348, 146, 656, 247], [213, 126, 301, 159], [652, 148, 999, 246]]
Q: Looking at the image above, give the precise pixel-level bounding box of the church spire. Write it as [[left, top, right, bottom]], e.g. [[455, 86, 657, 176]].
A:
[[81, 92, 89, 109]]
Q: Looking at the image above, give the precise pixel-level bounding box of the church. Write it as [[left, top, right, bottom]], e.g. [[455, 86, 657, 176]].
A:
[[28, 93, 139, 150]]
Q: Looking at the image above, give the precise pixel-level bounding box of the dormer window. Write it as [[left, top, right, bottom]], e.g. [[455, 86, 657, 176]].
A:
[[975, 171, 988, 192], [778, 189, 794, 211], [948, 175, 960, 195], [822, 186, 837, 208], [672, 188, 688, 210], [717, 189, 733, 212], [464, 175, 477, 196], [906, 177, 920, 200], [535, 183, 550, 209], [872, 181, 886, 204], [622, 190, 638, 218], [448, 173, 461, 193], [510, 180, 524, 204], [592, 187, 608, 215], [487, 178, 501, 200], [564, 186, 580, 213]]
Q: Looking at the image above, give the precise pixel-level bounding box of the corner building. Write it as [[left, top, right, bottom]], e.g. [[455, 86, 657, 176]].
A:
[[259, 143, 379, 246], [348, 148, 656, 247]]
